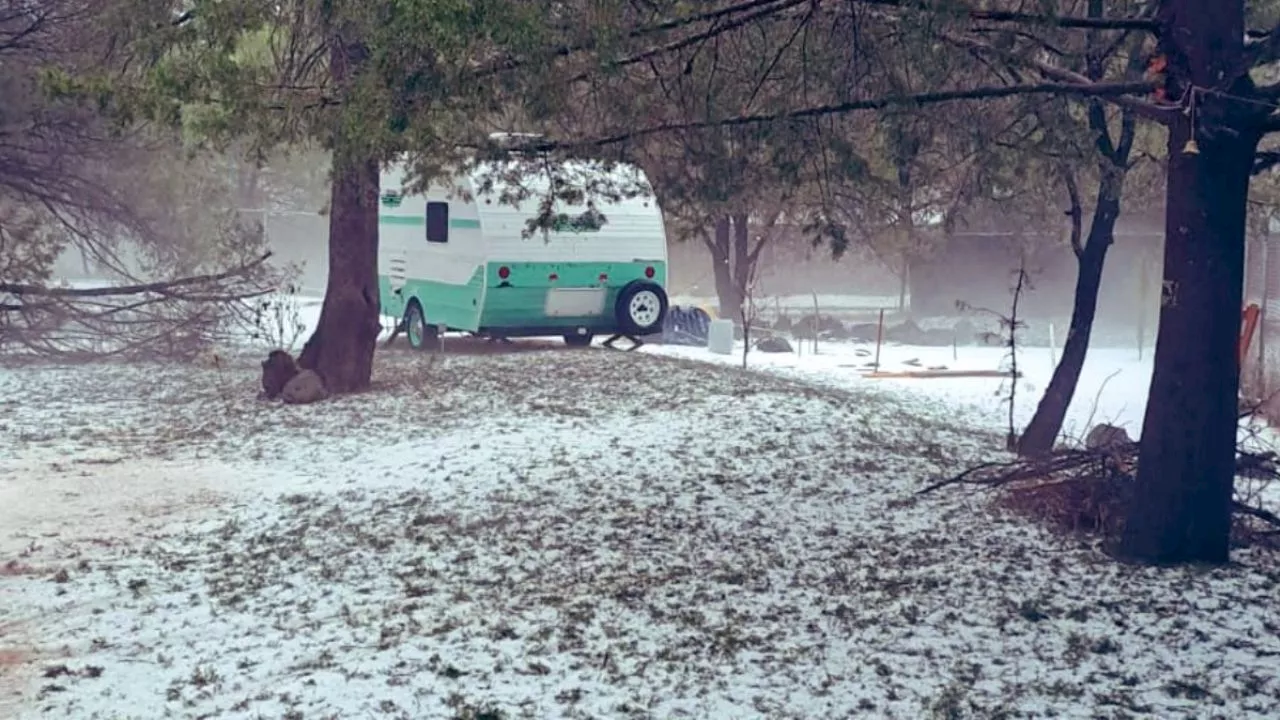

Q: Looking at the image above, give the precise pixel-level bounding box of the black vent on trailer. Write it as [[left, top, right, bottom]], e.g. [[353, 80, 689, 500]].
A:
[[426, 202, 449, 243]]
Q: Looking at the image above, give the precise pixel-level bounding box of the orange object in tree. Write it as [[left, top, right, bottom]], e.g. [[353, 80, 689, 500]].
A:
[[1240, 303, 1261, 367], [1146, 54, 1170, 102]]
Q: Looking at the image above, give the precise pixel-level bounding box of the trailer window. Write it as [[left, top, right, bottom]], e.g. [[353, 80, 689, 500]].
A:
[[426, 202, 449, 243]]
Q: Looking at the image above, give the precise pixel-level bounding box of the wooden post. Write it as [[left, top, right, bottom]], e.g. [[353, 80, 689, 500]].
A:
[[811, 291, 820, 355], [1240, 303, 1261, 367], [1260, 224, 1272, 405], [1048, 321, 1057, 368], [1137, 252, 1150, 361], [874, 308, 886, 371]]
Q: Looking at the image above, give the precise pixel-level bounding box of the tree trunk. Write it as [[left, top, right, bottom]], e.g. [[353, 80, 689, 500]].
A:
[[1116, 0, 1260, 565], [235, 157, 262, 211], [1117, 118, 1258, 565], [732, 212, 751, 317], [234, 156, 265, 244], [297, 152, 381, 392], [295, 32, 381, 394], [1017, 183, 1121, 456], [709, 215, 743, 320]]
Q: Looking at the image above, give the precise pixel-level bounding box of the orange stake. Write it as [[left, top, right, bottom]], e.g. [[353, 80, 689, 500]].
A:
[[1240, 303, 1261, 367]]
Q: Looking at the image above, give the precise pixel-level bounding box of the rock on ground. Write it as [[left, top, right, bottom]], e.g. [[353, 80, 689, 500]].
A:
[[281, 369, 328, 404]]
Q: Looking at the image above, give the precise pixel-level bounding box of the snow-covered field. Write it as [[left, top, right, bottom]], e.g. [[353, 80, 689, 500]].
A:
[[3, 317, 1280, 718], [669, 293, 902, 314], [654, 338, 1152, 438]]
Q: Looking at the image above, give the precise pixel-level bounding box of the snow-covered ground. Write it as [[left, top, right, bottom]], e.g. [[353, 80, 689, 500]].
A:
[[3, 308, 1279, 719], [653, 339, 1153, 438], [669, 293, 902, 314]]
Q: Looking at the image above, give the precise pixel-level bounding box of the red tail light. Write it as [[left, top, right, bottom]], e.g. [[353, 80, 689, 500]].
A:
[[498, 266, 510, 279], [644, 266, 655, 278]]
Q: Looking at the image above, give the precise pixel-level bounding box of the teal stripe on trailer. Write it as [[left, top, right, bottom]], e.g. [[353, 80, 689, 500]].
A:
[[378, 267, 485, 333], [379, 216, 482, 229], [478, 260, 666, 329]]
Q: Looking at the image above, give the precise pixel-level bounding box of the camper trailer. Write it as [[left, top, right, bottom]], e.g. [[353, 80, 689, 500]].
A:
[[377, 159, 670, 348]]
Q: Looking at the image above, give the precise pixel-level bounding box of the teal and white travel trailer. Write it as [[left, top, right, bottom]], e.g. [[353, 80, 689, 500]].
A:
[[377, 159, 670, 348]]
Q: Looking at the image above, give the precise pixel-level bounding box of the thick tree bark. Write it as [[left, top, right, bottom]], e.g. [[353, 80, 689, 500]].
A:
[[732, 211, 751, 309], [708, 212, 774, 322], [297, 152, 381, 392], [1117, 0, 1261, 565], [1017, 179, 1121, 456], [295, 32, 381, 394], [1018, 3, 1145, 456], [1118, 121, 1257, 564], [709, 215, 743, 320]]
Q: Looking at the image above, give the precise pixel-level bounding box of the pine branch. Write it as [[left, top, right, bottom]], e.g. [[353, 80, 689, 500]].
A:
[[848, 0, 1159, 32], [477, 0, 803, 78], [528, 80, 1157, 151], [567, 0, 810, 84]]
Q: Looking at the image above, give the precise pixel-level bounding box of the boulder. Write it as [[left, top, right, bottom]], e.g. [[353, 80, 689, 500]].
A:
[[260, 350, 299, 400], [755, 336, 794, 353], [848, 323, 881, 343], [919, 328, 959, 347], [819, 315, 849, 339], [884, 319, 929, 345], [281, 369, 330, 405], [1085, 423, 1132, 451]]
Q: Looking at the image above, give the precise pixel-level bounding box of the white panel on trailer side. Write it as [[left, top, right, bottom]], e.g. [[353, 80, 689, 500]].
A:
[[468, 160, 666, 265], [378, 163, 485, 287]]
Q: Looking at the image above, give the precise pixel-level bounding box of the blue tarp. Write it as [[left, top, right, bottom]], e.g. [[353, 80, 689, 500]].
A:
[[661, 306, 713, 346]]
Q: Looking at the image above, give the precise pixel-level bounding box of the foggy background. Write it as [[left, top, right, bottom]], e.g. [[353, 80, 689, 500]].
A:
[[48, 206, 1170, 350]]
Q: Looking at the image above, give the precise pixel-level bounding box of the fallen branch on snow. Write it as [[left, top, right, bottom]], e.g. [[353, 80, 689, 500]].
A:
[[921, 443, 1280, 547], [1, 253, 277, 361], [0, 252, 272, 298]]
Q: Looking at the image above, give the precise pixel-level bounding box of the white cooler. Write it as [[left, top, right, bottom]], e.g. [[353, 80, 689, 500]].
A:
[[706, 319, 735, 355]]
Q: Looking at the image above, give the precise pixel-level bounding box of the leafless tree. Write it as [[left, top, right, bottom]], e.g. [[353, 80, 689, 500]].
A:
[[0, 0, 278, 361]]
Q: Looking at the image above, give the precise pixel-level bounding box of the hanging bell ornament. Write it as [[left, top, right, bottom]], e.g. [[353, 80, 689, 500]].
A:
[[1182, 138, 1200, 155]]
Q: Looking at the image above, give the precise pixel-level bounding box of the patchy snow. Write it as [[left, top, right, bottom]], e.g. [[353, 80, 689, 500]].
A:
[[2, 336, 1279, 718], [648, 338, 1152, 438], [669, 293, 903, 314]]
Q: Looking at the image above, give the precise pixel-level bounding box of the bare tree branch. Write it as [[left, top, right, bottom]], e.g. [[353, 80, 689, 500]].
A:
[[0, 253, 273, 298], [939, 33, 1176, 124]]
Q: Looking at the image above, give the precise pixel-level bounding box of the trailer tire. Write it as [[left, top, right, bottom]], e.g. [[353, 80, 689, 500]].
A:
[[615, 281, 668, 336], [404, 300, 438, 351]]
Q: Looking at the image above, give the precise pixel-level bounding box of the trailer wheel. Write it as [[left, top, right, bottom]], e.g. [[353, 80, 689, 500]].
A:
[[404, 300, 438, 351], [563, 333, 594, 348], [615, 280, 668, 336]]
